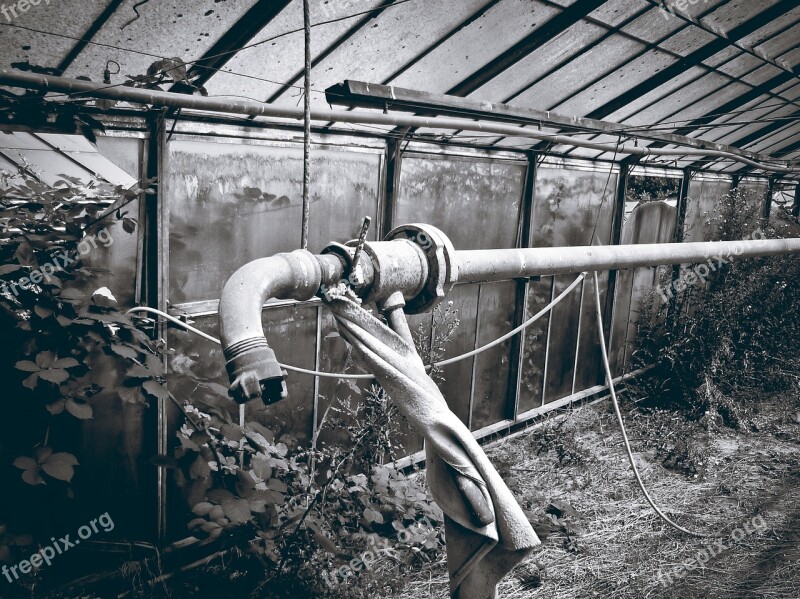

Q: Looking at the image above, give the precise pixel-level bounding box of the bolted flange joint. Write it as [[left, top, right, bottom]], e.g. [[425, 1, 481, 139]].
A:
[[384, 224, 459, 314]]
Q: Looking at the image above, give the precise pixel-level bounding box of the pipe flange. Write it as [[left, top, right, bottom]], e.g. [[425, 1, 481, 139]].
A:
[[385, 223, 458, 313]]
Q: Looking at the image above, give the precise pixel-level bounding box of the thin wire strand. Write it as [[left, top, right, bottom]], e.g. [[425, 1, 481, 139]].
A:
[[125, 272, 586, 379]]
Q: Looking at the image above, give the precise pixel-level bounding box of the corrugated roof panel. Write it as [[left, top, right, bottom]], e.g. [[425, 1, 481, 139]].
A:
[[390, 0, 563, 94], [465, 20, 609, 104], [269, 0, 488, 110], [755, 21, 800, 59], [507, 34, 648, 112], [204, 0, 386, 102], [0, 0, 112, 71], [64, 0, 261, 84]]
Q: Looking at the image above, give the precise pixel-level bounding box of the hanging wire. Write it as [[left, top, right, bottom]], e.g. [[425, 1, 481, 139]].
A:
[[301, 0, 312, 250]]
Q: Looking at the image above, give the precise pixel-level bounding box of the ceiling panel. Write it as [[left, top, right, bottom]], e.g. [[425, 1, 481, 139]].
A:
[[390, 0, 563, 94], [64, 0, 261, 84], [0, 0, 112, 71], [204, 0, 386, 102]]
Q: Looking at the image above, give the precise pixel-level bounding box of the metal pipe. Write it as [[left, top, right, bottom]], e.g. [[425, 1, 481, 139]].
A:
[[219, 250, 346, 404], [456, 238, 800, 283], [1, 68, 798, 174], [218, 222, 800, 406]]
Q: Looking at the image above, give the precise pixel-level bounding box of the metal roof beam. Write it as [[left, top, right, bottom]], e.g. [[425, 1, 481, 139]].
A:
[[325, 79, 792, 168]]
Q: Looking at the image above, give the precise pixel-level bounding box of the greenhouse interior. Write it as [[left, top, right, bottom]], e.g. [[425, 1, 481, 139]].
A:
[[0, 0, 798, 597]]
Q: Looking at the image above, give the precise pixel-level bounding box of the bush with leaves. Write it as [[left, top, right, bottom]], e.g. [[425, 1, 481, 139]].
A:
[[629, 187, 800, 424], [0, 165, 161, 574]]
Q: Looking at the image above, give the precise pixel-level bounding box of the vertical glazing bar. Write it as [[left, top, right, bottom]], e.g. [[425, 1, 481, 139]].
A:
[[762, 177, 775, 220], [668, 168, 692, 320], [468, 284, 483, 430], [507, 151, 536, 421], [793, 183, 800, 218], [540, 279, 555, 408], [602, 159, 631, 383]]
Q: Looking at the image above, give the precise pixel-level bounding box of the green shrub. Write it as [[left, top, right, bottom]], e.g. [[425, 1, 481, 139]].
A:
[[630, 188, 800, 422]]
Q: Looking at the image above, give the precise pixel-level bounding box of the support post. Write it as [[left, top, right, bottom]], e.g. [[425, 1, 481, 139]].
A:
[[762, 177, 775, 220], [793, 183, 800, 218], [667, 167, 692, 319]]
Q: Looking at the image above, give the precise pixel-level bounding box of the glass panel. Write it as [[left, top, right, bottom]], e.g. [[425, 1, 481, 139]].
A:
[[471, 281, 516, 430], [316, 309, 428, 458], [683, 179, 732, 243], [610, 201, 678, 375], [95, 136, 143, 180], [394, 155, 524, 250], [436, 284, 479, 425], [167, 141, 381, 304], [530, 167, 618, 403], [518, 277, 554, 413]]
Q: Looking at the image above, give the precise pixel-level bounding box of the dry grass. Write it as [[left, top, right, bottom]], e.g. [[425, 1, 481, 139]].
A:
[[396, 393, 800, 599]]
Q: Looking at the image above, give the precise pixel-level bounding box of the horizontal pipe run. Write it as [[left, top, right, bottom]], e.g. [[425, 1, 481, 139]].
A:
[[456, 238, 800, 283], [1, 69, 798, 174]]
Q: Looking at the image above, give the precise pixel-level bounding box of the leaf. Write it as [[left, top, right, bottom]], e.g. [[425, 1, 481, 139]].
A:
[[252, 458, 272, 481], [54, 357, 79, 368], [65, 398, 93, 420], [126, 364, 151, 378], [35, 351, 56, 368], [221, 497, 251, 524], [91, 287, 118, 307], [13, 457, 37, 470], [35, 447, 52, 463], [363, 508, 384, 525], [46, 399, 66, 415], [39, 369, 69, 384], [189, 456, 212, 480], [42, 461, 75, 482], [192, 502, 214, 516], [47, 453, 79, 467], [122, 218, 137, 234], [0, 264, 23, 275], [14, 360, 39, 372], [143, 380, 170, 400], [22, 469, 45, 486], [220, 424, 245, 442], [34, 305, 53, 319], [111, 344, 138, 359]]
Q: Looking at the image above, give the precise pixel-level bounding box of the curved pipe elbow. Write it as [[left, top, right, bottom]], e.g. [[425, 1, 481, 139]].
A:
[[218, 250, 326, 405]]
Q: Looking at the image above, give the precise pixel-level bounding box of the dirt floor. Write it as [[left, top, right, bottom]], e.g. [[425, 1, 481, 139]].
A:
[[396, 391, 800, 599]]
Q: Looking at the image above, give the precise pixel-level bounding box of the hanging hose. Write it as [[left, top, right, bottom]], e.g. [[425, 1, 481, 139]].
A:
[[591, 271, 715, 538], [126, 272, 585, 380]]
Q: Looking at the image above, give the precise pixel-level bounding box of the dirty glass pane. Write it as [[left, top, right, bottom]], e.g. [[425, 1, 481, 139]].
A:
[[167, 141, 381, 304], [683, 179, 732, 243], [471, 281, 516, 430], [64, 136, 143, 307], [518, 276, 554, 413], [610, 201, 678, 375], [394, 155, 525, 250], [436, 284, 479, 425], [530, 167, 617, 403]]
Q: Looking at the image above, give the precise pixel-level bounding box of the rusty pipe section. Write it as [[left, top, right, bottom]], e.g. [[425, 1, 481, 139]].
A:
[[220, 250, 344, 404], [456, 238, 800, 283], [220, 223, 800, 406], [219, 235, 434, 404]]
